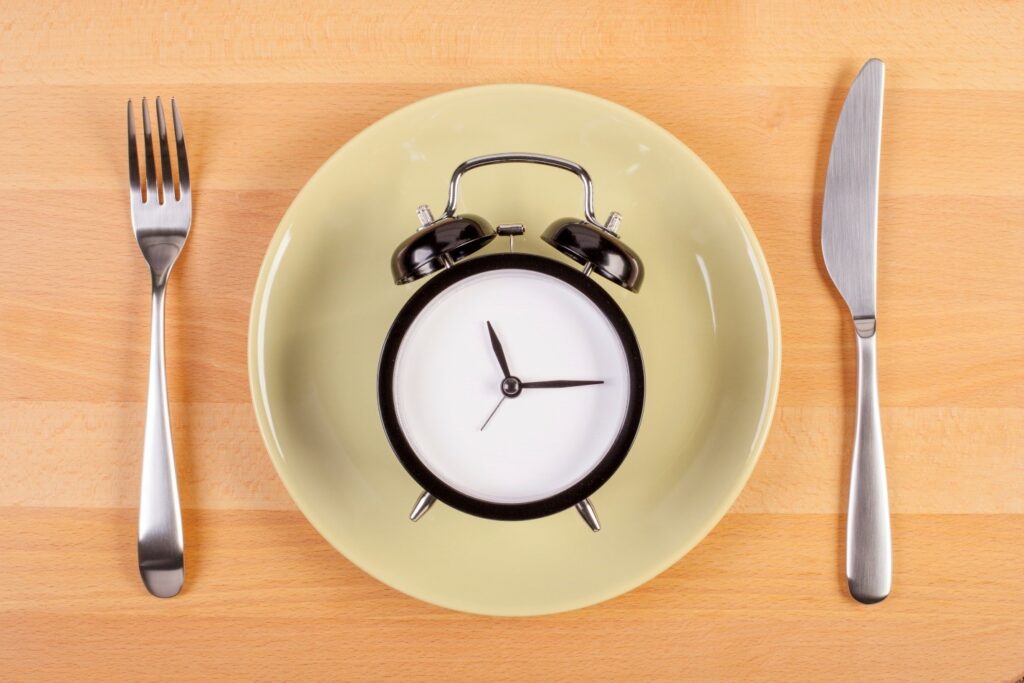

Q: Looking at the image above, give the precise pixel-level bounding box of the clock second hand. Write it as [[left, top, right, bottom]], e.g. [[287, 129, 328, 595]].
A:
[[479, 396, 506, 431]]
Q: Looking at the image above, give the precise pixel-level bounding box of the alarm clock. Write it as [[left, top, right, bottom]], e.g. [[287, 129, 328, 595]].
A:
[[378, 153, 645, 531]]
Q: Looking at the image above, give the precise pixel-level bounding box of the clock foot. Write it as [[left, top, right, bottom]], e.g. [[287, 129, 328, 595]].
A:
[[409, 491, 436, 522], [575, 499, 601, 532]]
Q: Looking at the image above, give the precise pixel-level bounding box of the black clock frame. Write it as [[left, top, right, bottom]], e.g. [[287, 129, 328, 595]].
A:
[[378, 252, 645, 521]]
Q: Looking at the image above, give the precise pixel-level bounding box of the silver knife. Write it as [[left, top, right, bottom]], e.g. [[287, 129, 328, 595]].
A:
[[822, 58, 892, 604]]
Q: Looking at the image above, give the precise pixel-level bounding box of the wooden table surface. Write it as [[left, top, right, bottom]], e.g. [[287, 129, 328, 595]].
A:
[[2, 1, 1022, 680]]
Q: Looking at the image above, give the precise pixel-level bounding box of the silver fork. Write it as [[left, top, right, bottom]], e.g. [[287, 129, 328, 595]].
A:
[[128, 97, 190, 598]]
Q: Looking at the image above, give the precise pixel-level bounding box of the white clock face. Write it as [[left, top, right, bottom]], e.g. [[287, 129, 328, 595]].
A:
[[389, 262, 637, 506]]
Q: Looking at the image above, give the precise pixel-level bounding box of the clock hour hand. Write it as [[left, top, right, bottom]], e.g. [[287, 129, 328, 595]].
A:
[[520, 380, 604, 389], [486, 321, 512, 379]]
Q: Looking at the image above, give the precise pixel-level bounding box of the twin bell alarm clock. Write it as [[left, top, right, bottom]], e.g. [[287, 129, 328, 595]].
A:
[[378, 153, 645, 531]]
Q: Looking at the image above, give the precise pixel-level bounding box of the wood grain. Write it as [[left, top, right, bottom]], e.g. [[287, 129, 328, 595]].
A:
[[0, 1, 1022, 680]]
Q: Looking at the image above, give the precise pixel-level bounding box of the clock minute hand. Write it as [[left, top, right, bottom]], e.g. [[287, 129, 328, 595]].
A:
[[520, 380, 605, 389], [485, 321, 512, 379]]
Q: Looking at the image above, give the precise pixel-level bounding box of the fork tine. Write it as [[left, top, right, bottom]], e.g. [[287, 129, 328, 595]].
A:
[[171, 98, 189, 196], [141, 97, 158, 203], [127, 100, 142, 202], [155, 97, 174, 203]]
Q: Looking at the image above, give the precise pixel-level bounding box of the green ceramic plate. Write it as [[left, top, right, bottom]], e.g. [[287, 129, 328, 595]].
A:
[[249, 85, 780, 615]]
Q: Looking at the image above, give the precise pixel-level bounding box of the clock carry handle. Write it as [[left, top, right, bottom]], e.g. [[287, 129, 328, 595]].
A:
[[441, 152, 619, 232], [390, 152, 645, 290], [438, 152, 644, 292]]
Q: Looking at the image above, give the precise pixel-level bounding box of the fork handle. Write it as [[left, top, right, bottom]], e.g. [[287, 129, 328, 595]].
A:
[[138, 283, 184, 598], [846, 324, 891, 603]]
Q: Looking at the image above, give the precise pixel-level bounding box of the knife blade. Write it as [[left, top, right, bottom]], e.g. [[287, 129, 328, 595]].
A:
[[821, 58, 892, 604], [823, 59, 884, 319]]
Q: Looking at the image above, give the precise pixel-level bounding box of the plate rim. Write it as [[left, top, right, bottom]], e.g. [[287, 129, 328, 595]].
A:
[[247, 83, 782, 615]]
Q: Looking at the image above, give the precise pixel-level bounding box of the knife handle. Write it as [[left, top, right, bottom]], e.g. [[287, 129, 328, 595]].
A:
[[847, 320, 892, 604]]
